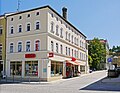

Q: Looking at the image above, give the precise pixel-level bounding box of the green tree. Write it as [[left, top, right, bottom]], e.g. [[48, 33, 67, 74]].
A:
[[88, 38, 106, 70]]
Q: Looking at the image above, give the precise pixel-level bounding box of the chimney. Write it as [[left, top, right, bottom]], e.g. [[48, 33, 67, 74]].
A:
[[62, 7, 67, 20]]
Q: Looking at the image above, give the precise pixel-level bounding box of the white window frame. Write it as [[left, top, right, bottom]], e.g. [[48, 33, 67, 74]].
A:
[[35, 20, 40, 30], [26, 22, 31, 31], [26, 40, 31, 52], [34, 39, 40, 51], [9, 42, 14, 53], [18, 41, 22, 52]]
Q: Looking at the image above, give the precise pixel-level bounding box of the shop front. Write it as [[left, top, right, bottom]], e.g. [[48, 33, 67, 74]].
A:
[[66, 60, 80, 78]]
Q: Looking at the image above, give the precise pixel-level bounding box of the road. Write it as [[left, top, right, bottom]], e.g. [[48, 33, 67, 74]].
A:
[[0, 70, 120, 93]]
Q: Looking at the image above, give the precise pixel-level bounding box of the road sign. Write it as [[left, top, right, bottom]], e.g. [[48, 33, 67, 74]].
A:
[[107, 58, 112, 62]]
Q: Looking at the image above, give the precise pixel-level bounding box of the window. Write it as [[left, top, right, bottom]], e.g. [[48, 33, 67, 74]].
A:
[[74, 37, 76, 45], [56, 25, 59, 36], [27, 14, 30, 18], [76, 38, 78, 46], [0, 44, 2, 54], [72, 49, 73, 57], [50, 22, 54, 33], [10, 62, 22, 76], [56, 43, 58, 53], [68, 33, 70, 42], [66, 47, 67, 55], [19, 16, 22, 19], [71, 35, 73, 43], [68, 48, 70, 56], [0, 27, 3, 35], [27, 23, 30, 31], [18, 42, 22, 52], [80, 40, 81, 47], [51, 62, 63, 77], [51, 41, 54, 51], [74, 50, 77, 58], [51, 13, 54, 17], [60, 45, 63, 54], [66, 31, 68, 40], [18, 25, 22, 32], [36, 12, 39, 16], [10, 43, 13, 53], [35, 40, 40, 51], [36, 21, 40, 30], [25, 61, 38, 76], [56, 17, 58, 21], [11, 18, 13, 21], [60, 28, 63, 38], [26, 41, 30, 52], [10, 26, 14, 34]]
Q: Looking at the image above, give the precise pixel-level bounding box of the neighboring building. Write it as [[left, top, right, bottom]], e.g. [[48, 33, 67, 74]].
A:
[[112, 51, 120, 67], [6, 5, 88, 81], [99, 39, 109, 70], [87, 39, 109, 70], [0, 15, 6, 75]]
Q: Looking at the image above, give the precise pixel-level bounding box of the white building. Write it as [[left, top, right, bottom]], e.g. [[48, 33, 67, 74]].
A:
[[6, 5, 89, 81]]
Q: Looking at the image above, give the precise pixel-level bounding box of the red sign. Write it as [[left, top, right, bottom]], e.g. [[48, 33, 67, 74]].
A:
[[49, 52, 54, 57], [71, 57, 76, 61], [25, 54, 36, 58]]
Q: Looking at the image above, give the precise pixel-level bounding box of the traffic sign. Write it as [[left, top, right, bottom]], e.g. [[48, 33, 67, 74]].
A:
[[107, 58, 112, 62]]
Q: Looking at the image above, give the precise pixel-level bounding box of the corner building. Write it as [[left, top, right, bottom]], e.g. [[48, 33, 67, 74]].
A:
[[6, 6, 89, 81]]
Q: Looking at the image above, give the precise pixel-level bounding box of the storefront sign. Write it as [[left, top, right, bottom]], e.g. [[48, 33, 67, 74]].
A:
[[49, 52, 54, 57], [25, 54, 36, 58], [71, 57, 76, 61]]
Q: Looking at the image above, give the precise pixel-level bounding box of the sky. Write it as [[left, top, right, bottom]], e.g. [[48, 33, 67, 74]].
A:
[[0, 0, 120, 48]]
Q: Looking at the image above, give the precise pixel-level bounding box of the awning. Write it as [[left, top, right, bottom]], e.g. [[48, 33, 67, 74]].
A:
[[66, 60, 79, 65]]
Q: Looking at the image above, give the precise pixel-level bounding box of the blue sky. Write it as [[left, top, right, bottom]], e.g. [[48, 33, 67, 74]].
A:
[[0, 0, 120, 48]]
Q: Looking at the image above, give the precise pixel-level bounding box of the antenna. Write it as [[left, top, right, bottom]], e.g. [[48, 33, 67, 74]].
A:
[[17, 0, 21, 12]]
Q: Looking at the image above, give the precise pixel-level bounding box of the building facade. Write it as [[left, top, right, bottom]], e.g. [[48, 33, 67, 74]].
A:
[[6, 6, 88, 81], [99, 39, 109, 70], [0, 15, 6, 76]]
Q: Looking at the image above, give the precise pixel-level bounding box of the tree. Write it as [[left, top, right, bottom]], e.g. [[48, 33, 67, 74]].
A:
[[88, 38, 106, 70]]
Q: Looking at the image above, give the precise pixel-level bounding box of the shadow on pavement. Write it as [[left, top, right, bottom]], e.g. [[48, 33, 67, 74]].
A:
[[80, 77, 120, 91]]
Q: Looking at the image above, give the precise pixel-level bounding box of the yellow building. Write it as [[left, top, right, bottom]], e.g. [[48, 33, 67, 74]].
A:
[[0, 15, 6, 76]]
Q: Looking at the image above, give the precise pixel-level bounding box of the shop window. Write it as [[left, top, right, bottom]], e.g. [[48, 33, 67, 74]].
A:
[[10, 62, 22, 76], [35, 40, 40, 51], [26, 41, 30, 52], [36, 21, 40, 30], [51, 62, 63, 77], [25, 61, 38, 76], [51, 41, 54, 51], [18, 42, 22, 52], [10, 43, 13, 53]]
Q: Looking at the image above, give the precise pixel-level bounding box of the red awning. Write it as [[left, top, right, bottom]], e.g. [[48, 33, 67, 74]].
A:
[[66, 60, 78, 65]]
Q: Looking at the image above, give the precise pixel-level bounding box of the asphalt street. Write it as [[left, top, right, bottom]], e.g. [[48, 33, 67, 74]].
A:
[[0, 70, 120, 93]]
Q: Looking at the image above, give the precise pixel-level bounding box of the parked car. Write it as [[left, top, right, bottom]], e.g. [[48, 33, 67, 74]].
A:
[[89, 69, 93, 73], [115, 67, 120, 75]]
